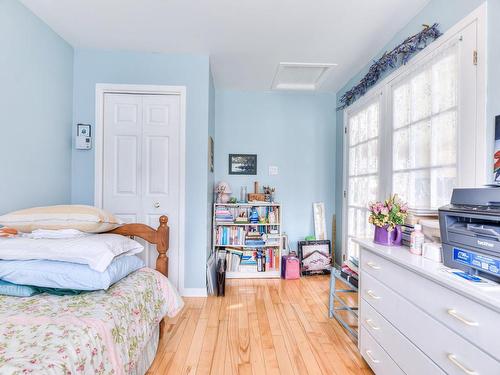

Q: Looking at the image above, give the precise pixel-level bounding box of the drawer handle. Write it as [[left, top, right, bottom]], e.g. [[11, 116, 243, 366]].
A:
[[447, 354, 478, 375], [367, 261, 381, 270], [365, 350, 380, 364], [365, 319, 380, 330], [447, 309, 479, 327], [366, 289, 381, 300]]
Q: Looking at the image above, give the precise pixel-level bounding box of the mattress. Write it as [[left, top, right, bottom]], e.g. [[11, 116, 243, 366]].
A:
[[0, 268, 183, 374]]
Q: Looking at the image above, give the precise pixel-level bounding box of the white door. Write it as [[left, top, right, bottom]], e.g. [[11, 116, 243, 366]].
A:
[[102, 93, 181, 286]]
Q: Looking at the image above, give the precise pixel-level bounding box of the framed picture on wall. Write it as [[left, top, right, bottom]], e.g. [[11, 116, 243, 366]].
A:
[[208, 136, 214, 172], [228, 154, 257, 175]]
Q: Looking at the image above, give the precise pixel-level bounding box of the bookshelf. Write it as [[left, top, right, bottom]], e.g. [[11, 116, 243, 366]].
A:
[[213, 202, 282, 279]]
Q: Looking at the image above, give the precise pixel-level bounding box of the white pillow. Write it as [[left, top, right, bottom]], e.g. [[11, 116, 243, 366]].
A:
[[0, 205, 122, 233], [0, 234, 143, 272]]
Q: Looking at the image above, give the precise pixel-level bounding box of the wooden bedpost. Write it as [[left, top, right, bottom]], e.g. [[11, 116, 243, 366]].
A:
[[156, 215, 169, 277], [107, 215, 170, 340]]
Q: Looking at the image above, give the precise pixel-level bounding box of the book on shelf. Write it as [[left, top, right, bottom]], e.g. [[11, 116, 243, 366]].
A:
[[215, 208, 234, 223], [215, 204, 280, 225], [347, 256, 359, 273], [213, 202, 282, 278], [241, 250, 257, 265], [340, 263, 359, 288], [219, 247, 280, 273], [216, 226, 246, 246]]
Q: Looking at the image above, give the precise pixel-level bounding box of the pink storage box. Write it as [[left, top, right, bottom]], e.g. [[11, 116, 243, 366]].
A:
[[281, 253, 300, 279]]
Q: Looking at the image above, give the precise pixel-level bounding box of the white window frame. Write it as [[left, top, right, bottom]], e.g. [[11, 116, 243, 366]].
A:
[[342, 3, 487, 261], [343, 90, 384, 259]]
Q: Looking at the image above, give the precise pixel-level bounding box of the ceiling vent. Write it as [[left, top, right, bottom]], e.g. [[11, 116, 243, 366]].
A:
[[271, 62, 337, 91]]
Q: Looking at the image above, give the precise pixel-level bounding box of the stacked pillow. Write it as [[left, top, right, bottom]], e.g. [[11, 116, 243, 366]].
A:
[[0, 205, 123, 233], [0, 205, 145, 297]]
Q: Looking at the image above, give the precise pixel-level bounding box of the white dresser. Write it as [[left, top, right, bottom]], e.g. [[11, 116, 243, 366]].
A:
[[355, 238, 500, 375]]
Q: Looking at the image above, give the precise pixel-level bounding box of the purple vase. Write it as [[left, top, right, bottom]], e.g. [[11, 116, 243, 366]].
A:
[[373, 225, 402, 246]]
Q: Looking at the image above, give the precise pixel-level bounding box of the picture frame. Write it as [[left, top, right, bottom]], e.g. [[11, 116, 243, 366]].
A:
[[297, 240, 331, 276], [313, 202, 327, 240], [208, 136, 214, 173], [77, 123, 91, 137], [494, 115, 500, 183], [228, 154, 257, 175]]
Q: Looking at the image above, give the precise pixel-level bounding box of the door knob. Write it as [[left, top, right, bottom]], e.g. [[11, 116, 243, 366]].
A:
[[154, 202, 160, 208]]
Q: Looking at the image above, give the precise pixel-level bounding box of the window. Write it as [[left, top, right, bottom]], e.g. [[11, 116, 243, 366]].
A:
[[391, 43, 458, 211], [343, 12, 486, 261], [346, 99, 380, 258]]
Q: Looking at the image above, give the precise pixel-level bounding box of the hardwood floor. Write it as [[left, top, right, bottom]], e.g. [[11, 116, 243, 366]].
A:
[[148, 275, 373, 375]]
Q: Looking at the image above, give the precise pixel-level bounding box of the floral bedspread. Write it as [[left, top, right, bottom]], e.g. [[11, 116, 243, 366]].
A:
[[0, 268, 184, 375]]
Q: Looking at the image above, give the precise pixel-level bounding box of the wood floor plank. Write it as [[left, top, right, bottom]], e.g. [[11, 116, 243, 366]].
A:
[[148, 276, 373, 375], [167, 306, 202, 374]]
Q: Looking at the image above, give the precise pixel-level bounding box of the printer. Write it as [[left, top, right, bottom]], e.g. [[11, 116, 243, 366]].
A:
[[439, 187, 500, 283]]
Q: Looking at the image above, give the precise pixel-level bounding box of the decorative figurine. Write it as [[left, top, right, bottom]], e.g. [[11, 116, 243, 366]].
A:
[[263, 185, 276, 202], [214, 181, 232, 203], [249, 207, 259, 224]]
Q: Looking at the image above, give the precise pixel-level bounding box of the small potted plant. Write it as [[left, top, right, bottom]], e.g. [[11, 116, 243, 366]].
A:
[[368, 194, 408, 246]]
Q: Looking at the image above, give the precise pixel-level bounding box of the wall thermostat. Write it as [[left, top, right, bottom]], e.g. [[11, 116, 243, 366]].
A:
[[76, 123, 92, 150], [76, 136, 92, 150]]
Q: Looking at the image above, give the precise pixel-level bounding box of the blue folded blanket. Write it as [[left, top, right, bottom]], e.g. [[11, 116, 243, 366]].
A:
[[0, 280, 39, 297], [0, 280, 89, 297], [0, 255, 145, 296]]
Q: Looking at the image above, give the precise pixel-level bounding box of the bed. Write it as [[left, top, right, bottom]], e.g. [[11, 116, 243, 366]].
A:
[[0, 215, 183, 375]]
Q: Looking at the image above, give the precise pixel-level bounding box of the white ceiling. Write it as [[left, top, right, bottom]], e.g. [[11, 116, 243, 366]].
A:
[[20, 0, 429, 92]]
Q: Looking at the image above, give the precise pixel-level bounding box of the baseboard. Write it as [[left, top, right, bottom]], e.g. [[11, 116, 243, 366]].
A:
[[181, 287, 208, 297]]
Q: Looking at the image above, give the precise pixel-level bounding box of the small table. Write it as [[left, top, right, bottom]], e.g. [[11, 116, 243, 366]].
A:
[[328, 266, 359, 340]]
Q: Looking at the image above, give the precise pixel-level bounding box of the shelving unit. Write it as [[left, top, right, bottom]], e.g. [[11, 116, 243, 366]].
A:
[[213, 202, 282, 279]]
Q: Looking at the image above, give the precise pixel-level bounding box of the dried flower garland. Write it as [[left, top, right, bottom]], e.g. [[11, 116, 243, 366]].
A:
[[337, 23, 442, 111]]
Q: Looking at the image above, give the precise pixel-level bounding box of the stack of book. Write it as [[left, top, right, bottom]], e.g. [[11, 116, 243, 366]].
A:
[[215, 208, 234, 223], [264, 233, 280, 246], [341, 256, 359, 288], [216, 227, 245, 245], [245, 231, 265, 246], [264, 247, 279, 270], [239, 250, 258, 272], [222, 249, 243, 272]]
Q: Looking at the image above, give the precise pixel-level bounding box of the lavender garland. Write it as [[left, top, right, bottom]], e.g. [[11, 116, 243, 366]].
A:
[[337, 23, 442, 111]]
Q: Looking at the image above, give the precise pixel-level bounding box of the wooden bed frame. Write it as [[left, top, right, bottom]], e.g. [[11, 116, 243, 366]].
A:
[[108, 215, 170, 341], [108, 215, 169, 277]]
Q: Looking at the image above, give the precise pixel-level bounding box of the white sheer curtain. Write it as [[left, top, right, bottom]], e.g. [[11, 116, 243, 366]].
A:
[[346, 99, 380, 259], [391, 43, 459, 211]]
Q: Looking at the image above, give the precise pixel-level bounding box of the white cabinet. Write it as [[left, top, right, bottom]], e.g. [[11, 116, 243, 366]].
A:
[[356, 239, 500, 375]]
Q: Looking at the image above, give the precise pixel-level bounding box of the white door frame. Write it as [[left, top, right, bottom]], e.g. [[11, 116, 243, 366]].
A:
[[94, 83, 186, 291]]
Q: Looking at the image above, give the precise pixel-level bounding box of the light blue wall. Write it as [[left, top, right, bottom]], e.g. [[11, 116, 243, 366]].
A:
[[215, 90, 336, 250], [334, 0, 493, 264], [71, 49, 211, 289], [207, 70, 216, 258], [0, 0, 73, 214]]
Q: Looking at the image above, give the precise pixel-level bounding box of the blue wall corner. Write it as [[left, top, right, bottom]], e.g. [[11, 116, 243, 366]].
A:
[[0, 0, 73, 214], [214, 90, 336, 250]]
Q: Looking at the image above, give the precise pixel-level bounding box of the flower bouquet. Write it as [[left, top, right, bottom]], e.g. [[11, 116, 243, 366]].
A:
[[368, 194, 408, 246]]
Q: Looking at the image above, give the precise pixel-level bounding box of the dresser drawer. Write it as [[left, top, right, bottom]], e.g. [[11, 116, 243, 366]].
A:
[[361, 298, 444, 375], [361, 248, 500, 360], [361, 271, 500, 375], [360, 326, 405, 375]]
